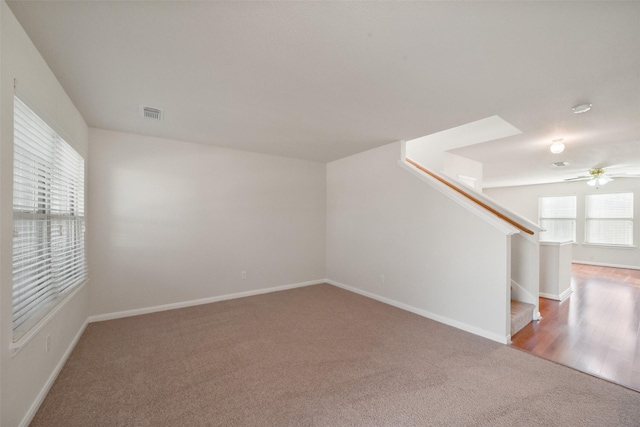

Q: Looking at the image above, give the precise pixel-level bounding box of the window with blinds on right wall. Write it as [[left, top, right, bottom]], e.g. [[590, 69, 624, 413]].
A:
[[585, 192, 634, 247]]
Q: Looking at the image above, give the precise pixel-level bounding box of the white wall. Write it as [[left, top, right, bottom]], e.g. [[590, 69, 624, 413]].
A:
[[444, 152, 483, 191], [88, 128, 326, 316], [485, 179, 640, 269], [0, 2, 90, 426], [327, 141, 512, 342]]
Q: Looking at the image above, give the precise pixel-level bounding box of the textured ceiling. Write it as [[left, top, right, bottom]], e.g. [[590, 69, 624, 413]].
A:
[[7, 1, 640, 187]]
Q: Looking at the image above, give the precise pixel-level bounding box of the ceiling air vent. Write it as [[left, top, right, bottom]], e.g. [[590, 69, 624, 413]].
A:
[[552, 161, 569, 167], [140, 105, 164, 121]]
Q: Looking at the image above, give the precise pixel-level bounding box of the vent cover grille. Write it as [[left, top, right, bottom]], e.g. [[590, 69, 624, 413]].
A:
[[140, 105, 164, 121]]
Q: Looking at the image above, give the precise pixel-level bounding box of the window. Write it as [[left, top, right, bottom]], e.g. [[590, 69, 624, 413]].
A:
[[12, 96, 87, 340], [539, 196, 576, 242], [585, 192, 634, 246]]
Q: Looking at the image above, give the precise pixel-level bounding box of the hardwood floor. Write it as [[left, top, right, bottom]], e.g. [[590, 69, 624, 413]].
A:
[[511, 263, 640, 391]]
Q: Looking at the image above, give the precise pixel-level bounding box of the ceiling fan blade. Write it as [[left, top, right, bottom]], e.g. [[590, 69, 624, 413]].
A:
[[610, 173, 640, 178], [564, 176, 590, 181]]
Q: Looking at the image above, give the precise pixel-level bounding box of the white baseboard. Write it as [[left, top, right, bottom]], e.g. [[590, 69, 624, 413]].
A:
[[326, 279, 510, 345], [573, 260, 640, 271], [87, 279, 325, 323], [540, 287, 573, 302], [20, 319, 89, 427]]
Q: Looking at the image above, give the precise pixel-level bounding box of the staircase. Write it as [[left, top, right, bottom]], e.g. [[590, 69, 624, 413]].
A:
[[511, 300, 535, 336], [402, 156, 543, 343]]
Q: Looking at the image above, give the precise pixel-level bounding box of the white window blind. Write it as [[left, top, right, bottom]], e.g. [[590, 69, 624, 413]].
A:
[[539, 196, 576, 242], [12, 96, 87, 340], [586, 193, 634, 246]]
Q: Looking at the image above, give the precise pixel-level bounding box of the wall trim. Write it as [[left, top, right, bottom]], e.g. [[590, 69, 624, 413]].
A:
[[573, 260, 640, 271], [87, 279, 325, 323], [540, 287, 573, 302], [326, 279, 509, 345], [19, 319, 89, 427]]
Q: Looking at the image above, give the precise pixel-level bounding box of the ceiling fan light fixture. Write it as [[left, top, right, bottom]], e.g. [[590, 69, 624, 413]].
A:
[[598, 174, 613, 184], [587, 168, 613, 188], [587, 177, 612, 187], [572, 103, 592, 114]]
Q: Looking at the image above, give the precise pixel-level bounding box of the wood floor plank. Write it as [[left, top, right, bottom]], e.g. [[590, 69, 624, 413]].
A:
[[511, 263, 640, 391]]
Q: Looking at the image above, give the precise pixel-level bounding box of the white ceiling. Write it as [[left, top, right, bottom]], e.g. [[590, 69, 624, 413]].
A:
[[7, 1, 640, 187]]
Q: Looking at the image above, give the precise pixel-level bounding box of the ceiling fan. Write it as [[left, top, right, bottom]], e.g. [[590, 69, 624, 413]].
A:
[[564, 167, 640, 188]]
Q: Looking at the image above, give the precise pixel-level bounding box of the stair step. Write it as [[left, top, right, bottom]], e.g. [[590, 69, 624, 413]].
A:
[[511, 300, 535, 336]]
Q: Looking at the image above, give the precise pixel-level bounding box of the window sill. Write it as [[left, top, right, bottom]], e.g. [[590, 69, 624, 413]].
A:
[[10, 280, 88, 358], [580, 243, 636, 250]]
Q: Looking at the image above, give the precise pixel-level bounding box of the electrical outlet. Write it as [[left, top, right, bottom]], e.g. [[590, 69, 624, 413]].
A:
[[241, 271, 247, 280], [45, 335, 51, 354]]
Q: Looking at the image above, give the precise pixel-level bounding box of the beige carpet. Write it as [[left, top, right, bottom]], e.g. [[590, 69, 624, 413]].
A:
[[31, 284, 640, 426], [510, 299, 534, 336]]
